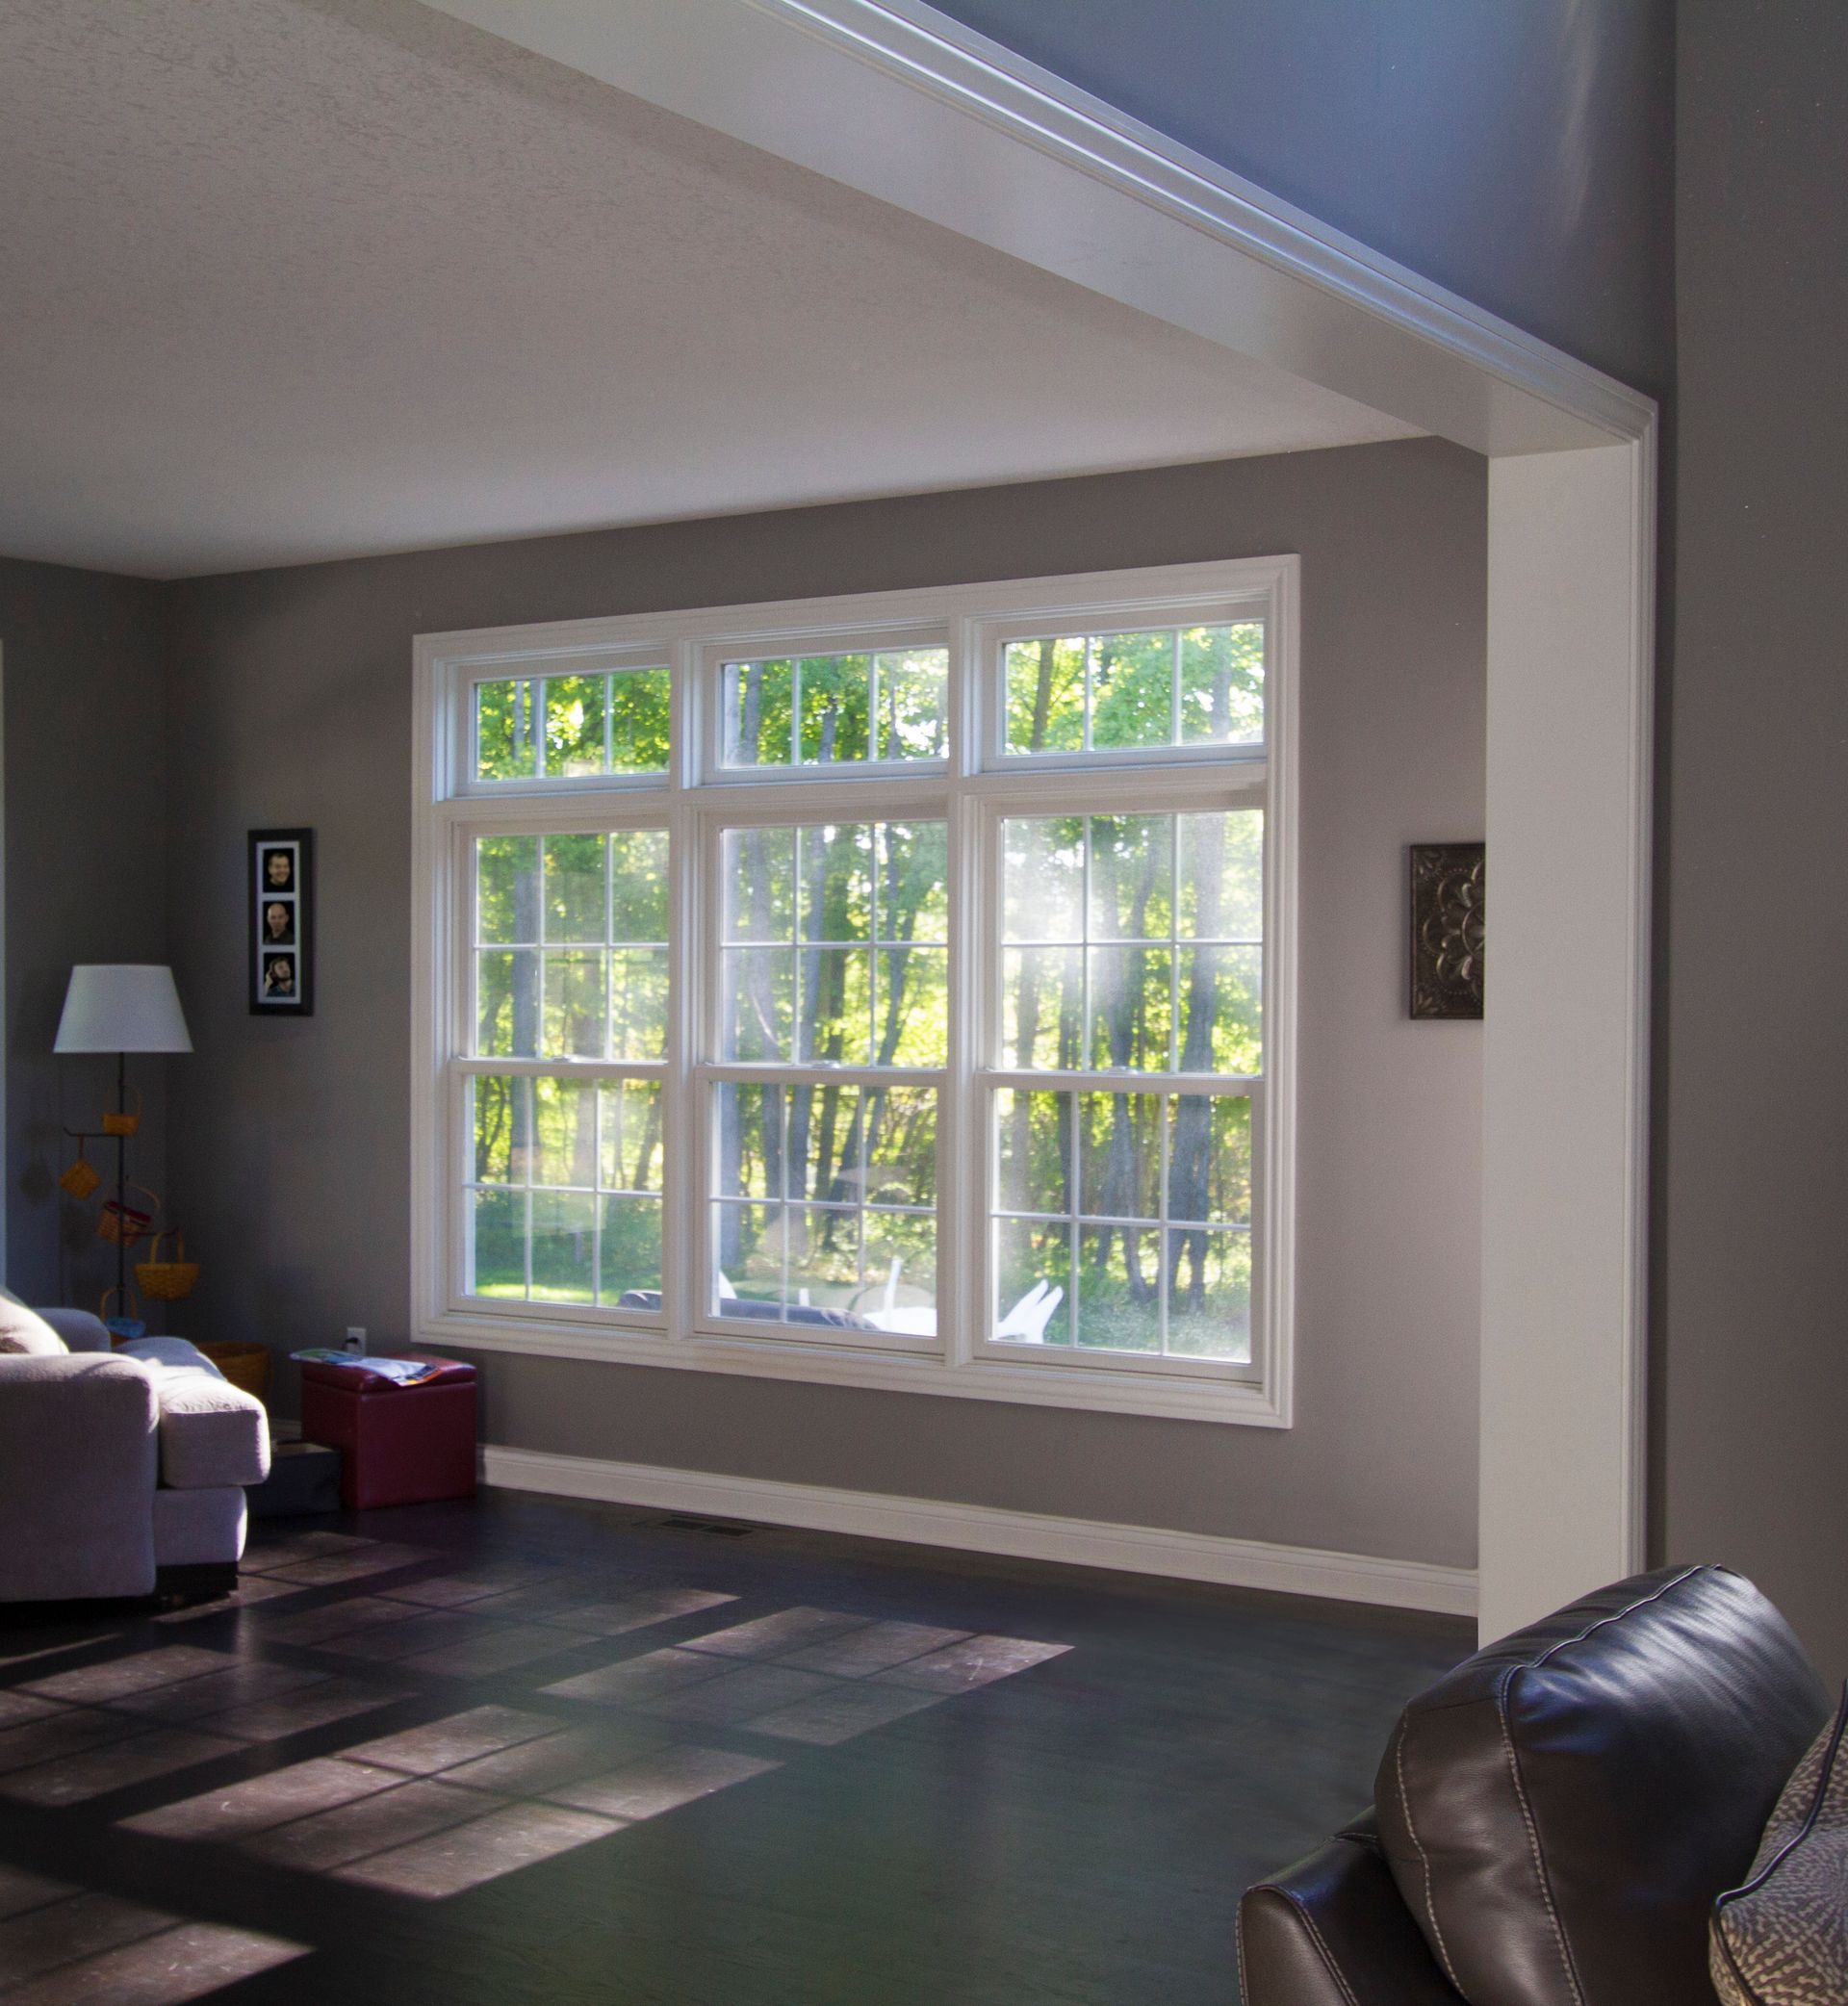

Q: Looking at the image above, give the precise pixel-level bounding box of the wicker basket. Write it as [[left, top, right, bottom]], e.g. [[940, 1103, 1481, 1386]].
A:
[[102, 1089, 143, 1139], [98, 1184, 159, 1248], [99, 1286, 145, 1344], [198, 1341, 268, 1402], [58, 1144, 101, 1201], [136, 1231, 200, 1302]]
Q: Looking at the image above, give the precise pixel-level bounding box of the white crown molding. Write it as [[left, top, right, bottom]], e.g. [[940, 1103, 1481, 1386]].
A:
[[746, 0, 1655, 444], [424, 0, 1654, 455], [481, 1444, 1478, 1618]]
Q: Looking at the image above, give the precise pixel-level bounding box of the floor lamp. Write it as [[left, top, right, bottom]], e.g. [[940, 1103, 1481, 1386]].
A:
[[55, 964, 192, 1316]]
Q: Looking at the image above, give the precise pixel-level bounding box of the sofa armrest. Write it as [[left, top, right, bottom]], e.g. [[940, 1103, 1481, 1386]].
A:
[[150, 1368, 270, 1489], [35, 1307, 113, 1352], [0, 1353, 158, 1599], [1239, 1817, 1468, 2006]]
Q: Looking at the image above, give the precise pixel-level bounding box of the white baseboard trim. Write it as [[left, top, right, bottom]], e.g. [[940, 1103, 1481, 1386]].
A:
[[480, 1445, 1477, 1618]]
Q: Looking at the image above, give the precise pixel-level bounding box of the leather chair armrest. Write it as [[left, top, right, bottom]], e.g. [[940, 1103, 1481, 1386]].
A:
[[1239, 1816, 1468, 2006]]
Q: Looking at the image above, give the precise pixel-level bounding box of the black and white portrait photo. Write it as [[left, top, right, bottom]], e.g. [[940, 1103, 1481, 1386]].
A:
[[249, 829, 314, 1015]]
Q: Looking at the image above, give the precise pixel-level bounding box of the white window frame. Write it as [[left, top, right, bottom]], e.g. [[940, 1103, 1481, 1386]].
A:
[[412, 558, 1298, 1426]]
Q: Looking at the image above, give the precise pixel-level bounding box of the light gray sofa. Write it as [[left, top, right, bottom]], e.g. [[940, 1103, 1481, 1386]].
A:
[[0, 1295, 270, 1602]]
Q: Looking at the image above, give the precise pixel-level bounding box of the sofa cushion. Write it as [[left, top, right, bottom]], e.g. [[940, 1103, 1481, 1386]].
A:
[[0, 1296, 67, 1354], [117, 1336, 225, 1378], [1711, 1686, 1848, 2006], [147, 1367, 270, 1489], [1374, 1565, 1829, 2006]]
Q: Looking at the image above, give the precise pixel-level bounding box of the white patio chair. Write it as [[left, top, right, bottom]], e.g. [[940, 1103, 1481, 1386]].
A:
[[994, 1280, 1064, 1344]]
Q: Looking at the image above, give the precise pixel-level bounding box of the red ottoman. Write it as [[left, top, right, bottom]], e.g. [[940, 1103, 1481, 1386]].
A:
[[298, 1355, 477, 1510]]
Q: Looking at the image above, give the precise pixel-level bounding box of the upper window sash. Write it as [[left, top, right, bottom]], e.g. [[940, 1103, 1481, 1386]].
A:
[[976, 593, 1269, 774], [697, 624, 951, 784], [452, 642, 673, 798]]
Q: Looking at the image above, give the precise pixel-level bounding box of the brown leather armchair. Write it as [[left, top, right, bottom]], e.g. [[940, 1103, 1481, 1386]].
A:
[[1238, 1566, 1829, 2006]]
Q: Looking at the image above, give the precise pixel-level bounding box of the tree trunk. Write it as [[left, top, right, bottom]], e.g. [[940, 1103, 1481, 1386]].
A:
[[789, 707, 839, 1211], [509, 845, 542, 1182], [1009, 647, 1062, 1210], [1169, 661, 1234, 1308], [1093, 833, 1161, 1302]]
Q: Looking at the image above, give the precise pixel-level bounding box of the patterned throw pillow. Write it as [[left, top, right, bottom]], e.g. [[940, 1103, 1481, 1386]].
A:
[[1712, 1685, 1848, 2005], [0, 1299, 66, 1354]]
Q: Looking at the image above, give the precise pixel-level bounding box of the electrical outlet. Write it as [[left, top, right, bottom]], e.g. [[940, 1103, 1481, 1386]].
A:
[[344, 1325, 367, 1355]]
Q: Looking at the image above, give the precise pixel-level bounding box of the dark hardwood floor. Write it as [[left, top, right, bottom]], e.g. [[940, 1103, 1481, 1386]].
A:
[[0, 1493, 1469, 2005]]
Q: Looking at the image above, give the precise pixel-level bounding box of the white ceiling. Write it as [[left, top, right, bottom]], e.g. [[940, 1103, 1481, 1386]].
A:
[[0, 0, 1417, 579]]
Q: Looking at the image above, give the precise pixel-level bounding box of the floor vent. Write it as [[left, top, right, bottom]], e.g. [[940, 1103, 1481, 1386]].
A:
[[652, 1514, 756, 1536]]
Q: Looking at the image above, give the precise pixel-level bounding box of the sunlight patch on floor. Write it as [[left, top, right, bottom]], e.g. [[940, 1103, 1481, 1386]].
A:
[[331, 1802, 619, 1898], [5, 1546, 1074, 1916], [0, 1880, 304, 2006]]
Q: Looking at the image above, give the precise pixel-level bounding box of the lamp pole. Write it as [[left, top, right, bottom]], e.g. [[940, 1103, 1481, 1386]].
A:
[[114, 1049, 127, 1306]]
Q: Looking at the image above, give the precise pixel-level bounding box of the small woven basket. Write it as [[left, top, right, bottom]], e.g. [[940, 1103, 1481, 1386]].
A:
[[58, 1143, 101, 1201], [98, 1184, 160, 1247], [136, 1231, 200, 1302], [198, 1341, 268, 1402]]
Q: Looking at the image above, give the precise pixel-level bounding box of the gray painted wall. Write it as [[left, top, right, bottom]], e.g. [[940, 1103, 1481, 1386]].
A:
[[1660, 4, 1848, 1674], [162, 438, 1486, 1569], [930, 0, 1675, 395], [0, 557, 170, 1311]]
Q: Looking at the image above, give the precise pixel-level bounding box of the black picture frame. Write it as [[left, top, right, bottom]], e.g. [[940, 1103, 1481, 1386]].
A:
[[1409, 842, 1484, 1019], [249, 829, 315, 1016]]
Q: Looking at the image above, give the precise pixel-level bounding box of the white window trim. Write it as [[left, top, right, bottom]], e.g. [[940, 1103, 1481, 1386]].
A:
[[411, 557, 1298, 1427]]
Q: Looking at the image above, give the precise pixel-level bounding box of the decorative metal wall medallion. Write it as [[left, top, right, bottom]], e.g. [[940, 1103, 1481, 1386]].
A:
[[1410, 843, 1484, 1018]]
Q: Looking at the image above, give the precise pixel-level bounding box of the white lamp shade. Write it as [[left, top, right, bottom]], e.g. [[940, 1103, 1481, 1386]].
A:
[[54, 965, 192, 1054]]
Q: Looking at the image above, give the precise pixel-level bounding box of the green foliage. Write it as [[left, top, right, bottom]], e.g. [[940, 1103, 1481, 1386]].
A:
[[1002, 810, 1262, 1074], [469, 1076, 664, 1305], [474, 669, 670, 783], [475, 680, 536, 781], [721, 650, 946, 769], [605, 669, 671, 774], [467, 656, 1267, 1350], [544, 676, 604, 779], [722, 820, 948, 1068], [1005, 621, 1264, 755], [993, 1088, 1251, 1360], [475, 833, 669, 1063], [715, 1079, 938, 1315]]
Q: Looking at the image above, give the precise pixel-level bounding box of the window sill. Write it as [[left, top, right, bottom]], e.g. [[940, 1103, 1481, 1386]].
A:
[[416, 1309, 1288, 1427]]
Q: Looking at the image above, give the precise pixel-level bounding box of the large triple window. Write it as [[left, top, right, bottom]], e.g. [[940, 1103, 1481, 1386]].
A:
[[414, 561, 1296, 1424]]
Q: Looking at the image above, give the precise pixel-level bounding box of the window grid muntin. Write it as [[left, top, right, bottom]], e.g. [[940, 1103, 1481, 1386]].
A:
[[718, 644, 950, 772], [706, 1072, 939, 1326], [472, 661, 673, 785], [988, 1084, 1253, 1361], [718, 817, 949, 1069], [463, 1071, 666, 1312], [998, 809, 1263, 1074], [703, 802, 948, 1342], [995, 611, 1268, 764], [701, 625, 952, 786], [471, 829, 671, 1065]]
